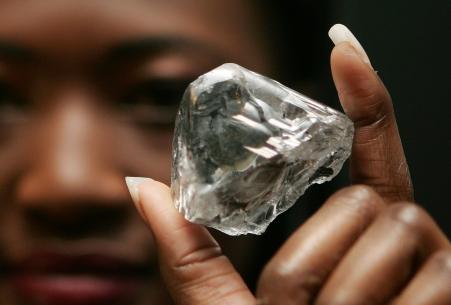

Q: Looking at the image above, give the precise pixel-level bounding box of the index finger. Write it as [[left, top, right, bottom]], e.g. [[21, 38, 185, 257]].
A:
[[329, 24, 413, 202], [125, 177, 254, 305]]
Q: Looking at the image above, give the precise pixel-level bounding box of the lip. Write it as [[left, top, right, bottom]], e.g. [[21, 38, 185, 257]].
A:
[[8, 251, 150, 305]]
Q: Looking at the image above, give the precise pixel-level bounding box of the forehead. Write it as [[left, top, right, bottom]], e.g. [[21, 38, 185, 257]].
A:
[[0, 0, 267, 69]]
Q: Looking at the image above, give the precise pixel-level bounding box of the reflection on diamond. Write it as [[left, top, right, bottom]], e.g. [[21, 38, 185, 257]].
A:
[[171, 63, 354, 235]]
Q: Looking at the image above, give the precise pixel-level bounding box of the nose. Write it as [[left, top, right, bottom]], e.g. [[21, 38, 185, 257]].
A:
[[14, 86, 132, 237]]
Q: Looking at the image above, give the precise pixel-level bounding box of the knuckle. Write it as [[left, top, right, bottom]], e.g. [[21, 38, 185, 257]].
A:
[[174, 244, 223, 269], [381, 203, 449, 256], [171, 266, 248, 305], [335, 184, 379, 201], [256, 265, 279, 304], [328, 185, 384, 222], [257, 263, 292, 297], [343, 85, 393, 128], [384, 202, 432, 238], [430, 249, 451, 273], [172, 256, 227, 287], [257, 262, 322, 305]]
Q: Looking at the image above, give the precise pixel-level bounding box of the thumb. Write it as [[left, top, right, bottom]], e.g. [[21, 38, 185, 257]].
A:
[[125, 177, 254, 305], [329, 24, 413, 202]]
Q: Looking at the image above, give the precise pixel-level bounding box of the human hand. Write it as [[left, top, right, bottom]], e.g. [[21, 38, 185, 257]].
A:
[[328, 24, 413, 203], [127, 180, 450, 305], [125, 25, 450, 304]]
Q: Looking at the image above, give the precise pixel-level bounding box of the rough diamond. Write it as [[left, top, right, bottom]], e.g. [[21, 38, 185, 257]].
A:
[[171, 63, 354, 235]]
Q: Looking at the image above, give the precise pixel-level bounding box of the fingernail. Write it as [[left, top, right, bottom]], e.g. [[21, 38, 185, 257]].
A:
[[125, 176, 153, 205], [329, 23, 373, 69]]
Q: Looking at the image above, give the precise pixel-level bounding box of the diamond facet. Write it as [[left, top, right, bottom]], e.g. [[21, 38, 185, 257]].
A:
[[171, 63, 354, 235]]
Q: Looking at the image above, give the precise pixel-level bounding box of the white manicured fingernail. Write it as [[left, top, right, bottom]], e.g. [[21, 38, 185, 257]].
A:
[[329, 23, 373, 68], [125, 177, 153, 205]]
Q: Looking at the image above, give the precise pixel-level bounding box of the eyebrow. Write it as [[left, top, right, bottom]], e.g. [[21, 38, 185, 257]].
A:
[[0, 36, 226, 65], [0, 42, 34, 61], [107, 36, 226, 62]]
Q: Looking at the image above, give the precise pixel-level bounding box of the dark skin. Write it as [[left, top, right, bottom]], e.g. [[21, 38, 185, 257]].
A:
[[0, 0, 449, 305], [133, 44, 451, 304]]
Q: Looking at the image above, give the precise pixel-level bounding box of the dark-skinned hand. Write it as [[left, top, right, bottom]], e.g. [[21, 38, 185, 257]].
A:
[[126, 25, 451, 305]]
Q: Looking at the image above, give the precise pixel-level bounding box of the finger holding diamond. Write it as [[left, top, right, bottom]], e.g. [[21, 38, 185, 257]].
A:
[[125, 177, 255, 305], [329, 24, 413, 202]]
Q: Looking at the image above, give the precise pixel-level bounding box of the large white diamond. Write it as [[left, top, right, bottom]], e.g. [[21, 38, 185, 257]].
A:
[[171, 63, 354, 235]]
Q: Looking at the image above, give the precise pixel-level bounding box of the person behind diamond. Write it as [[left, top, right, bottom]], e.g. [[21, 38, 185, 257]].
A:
[[0, 1, 449, 305]]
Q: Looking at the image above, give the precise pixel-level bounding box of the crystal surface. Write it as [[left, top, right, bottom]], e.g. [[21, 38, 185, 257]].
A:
[[171, 63, 354, 235]]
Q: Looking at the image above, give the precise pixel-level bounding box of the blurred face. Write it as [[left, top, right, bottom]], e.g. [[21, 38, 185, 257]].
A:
[[0, 1, 269, 304]]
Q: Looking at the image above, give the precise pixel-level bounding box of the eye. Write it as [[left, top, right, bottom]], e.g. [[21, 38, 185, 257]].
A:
[[0, 81, 28, 124], [120, 78, 191, 127]]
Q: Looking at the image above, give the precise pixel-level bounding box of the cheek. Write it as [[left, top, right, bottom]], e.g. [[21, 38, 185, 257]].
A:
[[110, 121, 174, 185], [149, 129, 174, 151], [0, 204, 37, 265], [141, 129, 174, 184], [151, 130, 173, 160]]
